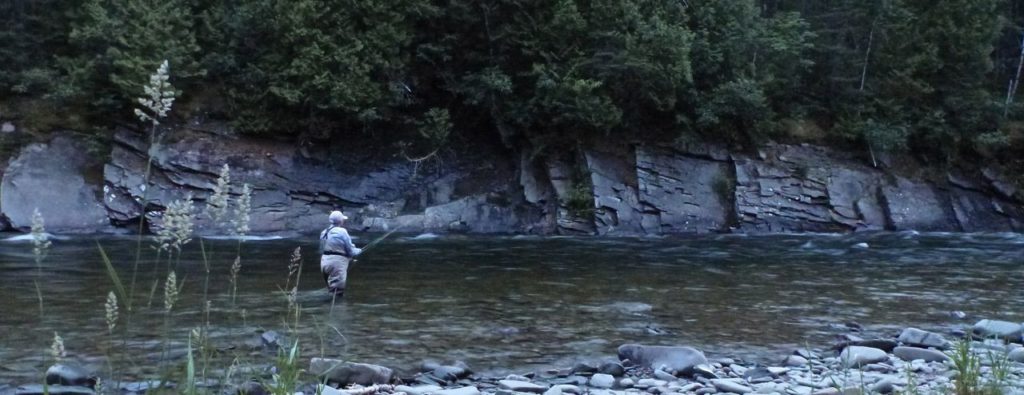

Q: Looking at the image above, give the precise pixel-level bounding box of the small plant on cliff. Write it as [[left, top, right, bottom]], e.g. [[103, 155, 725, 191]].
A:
[[564, 181, 595, 219]]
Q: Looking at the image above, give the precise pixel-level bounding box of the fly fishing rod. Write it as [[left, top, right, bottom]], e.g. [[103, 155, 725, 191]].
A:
[[357, 223, 408, 255]]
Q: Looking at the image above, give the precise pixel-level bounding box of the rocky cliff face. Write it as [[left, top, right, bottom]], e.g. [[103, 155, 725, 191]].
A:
[[1, 127, 1021, 235]]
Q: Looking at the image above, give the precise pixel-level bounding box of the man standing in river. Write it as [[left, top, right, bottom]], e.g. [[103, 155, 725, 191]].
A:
[[320, 211, 362, 298]]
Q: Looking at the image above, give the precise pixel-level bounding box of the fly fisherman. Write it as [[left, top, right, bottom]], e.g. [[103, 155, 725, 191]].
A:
[[320, 211, 362, 297]]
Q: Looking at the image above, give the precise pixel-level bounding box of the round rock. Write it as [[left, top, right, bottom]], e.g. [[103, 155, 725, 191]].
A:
[[839, 346, 887, 368], [893, 346, 951, 363], [589, 374, 615, 389], [897, 327, 949, 349]]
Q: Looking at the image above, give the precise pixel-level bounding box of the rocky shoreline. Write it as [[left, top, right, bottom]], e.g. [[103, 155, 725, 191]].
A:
[[7, 319, 1024, 395]]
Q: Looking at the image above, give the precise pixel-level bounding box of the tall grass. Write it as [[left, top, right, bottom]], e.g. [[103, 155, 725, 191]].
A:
[[947, 337, 1014, 395], [83, 61, 326, 394]]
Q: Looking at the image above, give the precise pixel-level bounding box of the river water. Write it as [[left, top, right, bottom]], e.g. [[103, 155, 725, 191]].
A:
[[0, 232, 1022, 384]]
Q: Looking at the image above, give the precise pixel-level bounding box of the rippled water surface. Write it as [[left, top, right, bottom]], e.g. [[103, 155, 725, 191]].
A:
[[1, 232, 1022, 383]]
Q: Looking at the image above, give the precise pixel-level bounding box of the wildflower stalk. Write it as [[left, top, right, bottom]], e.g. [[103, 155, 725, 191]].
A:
[[104, 291, 119, 388], [285, 247, 303, 334], [51, 331, 65, 363], [230, 256, 241, 306], [31, 208, 51, 318], [199, 239, 213, 384], [127, 60, 175, 338], [148, 196, 194, 306], [232, 184, 251, 312], [160, 271, 179, 373]]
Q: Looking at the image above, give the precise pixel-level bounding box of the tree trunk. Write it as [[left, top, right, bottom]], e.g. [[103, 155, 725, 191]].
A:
[[1004, 34, 1024, 118]]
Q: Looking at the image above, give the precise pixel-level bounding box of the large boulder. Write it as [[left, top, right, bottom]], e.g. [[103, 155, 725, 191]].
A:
[[309, 359, 396, 387], [1, 136, 110, 232], [972, 319, 1023, 341], [617, 344, 708, 374]]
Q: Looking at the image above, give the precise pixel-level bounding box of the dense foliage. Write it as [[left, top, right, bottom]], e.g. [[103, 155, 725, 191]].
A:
[[3, 0, 1024, 163]]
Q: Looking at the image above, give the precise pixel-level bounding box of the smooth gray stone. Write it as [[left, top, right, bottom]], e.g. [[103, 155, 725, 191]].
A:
[[893, 346, 951, 363], [572, 362, 598, 375], [309, 358, 396, 386], [783, 355, 808, 367], [871, 378, 895, 394], [654, 370, 677, 382], [499, 380, 548, 394], [45, 364, 95, 387], [589, 374, 615, 389], [710, 379, 752, 394], [618, 344, 708, 375], [599, 362, 625, 377], [15, 385, 94, 395], [395, 385, 443, 395], [433, 387, 480, 395], [636, 379, 667, 388], [898, 328, 950, 349], [434, 365, 471, 381], [839, 346, 887, 368], [1008, 347, 1024, 363]]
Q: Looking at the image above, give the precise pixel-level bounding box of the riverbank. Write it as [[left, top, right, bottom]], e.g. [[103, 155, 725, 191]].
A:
[[7, 319, 1024, 395]]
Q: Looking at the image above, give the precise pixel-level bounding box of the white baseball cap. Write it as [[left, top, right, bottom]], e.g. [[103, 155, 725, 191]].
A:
[[329, 211, 349, 224]]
